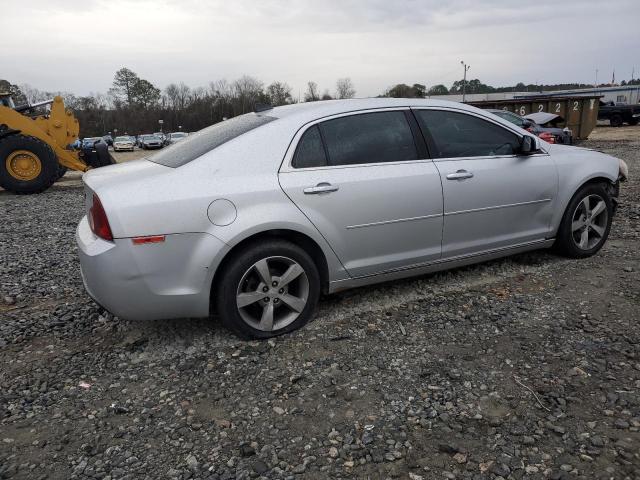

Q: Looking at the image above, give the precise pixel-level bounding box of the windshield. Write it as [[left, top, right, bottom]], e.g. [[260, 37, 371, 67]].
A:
[[115, 136, 129, 141], [171, 133, 187, 138], [494, 111, 525, 127], [149, 113, 275, 168]]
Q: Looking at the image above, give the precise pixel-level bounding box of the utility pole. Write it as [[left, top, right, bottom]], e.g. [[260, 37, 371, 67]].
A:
[[460, 61, 470, 102]]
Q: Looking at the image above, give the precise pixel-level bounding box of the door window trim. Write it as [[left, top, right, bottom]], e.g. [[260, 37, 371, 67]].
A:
[[280, 107, 432, 173]]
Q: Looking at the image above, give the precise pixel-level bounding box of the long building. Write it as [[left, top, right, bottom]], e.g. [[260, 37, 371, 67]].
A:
[[430, 85, 640, 104]]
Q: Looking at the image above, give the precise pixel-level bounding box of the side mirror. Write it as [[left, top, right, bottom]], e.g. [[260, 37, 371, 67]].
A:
[[522, 119, 533, 129], [519, 135, 538, 155]]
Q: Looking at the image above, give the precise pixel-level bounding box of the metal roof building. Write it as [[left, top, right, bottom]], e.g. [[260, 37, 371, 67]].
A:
[[430, 85, 640, 105]]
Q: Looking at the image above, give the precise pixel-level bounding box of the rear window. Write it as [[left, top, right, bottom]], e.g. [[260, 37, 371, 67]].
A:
[[148, 113, 276, 167]]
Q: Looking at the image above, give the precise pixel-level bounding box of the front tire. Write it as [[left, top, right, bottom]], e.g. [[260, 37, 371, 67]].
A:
[[215, 240, 321, 339], [0, 134, 59, 194], [610, 114, 623, 127], [555, 183, 613, 258]]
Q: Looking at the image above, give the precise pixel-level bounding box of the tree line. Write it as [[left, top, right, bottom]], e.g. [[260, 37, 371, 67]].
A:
[[2, 72, 639, 137], [1, 70, 356, 137], [382, 78, 640, 98]]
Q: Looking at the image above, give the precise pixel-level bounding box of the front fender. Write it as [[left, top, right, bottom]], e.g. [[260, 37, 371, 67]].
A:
[[549, 145, 619, 234]]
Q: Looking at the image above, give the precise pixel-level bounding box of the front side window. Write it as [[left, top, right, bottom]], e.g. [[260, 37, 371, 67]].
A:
[[416, 110, 520, 158], [320, 111, 417, 166]]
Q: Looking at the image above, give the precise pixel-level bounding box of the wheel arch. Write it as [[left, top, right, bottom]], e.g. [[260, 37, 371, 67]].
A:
[[209, 228, 331, 314]]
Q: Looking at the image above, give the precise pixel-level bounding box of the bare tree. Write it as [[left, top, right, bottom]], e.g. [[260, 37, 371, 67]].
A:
[[190, 86, 206, 103], [266, 81, 293, 106], [232, 75, 264, 113], [336, 78, 356, 99], [176, 82, 191, 110], [18, 84, 46, 104], [304, 81, 319, 102], [164, 83, 180, 110]]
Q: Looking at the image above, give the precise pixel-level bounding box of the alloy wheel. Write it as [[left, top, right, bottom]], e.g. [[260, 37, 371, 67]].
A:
[[571, 194, 608, 250], [236, 256, 309, 331]]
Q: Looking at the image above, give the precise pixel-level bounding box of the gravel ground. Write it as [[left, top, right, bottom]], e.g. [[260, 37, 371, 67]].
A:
[[1, 128, 639, 479]]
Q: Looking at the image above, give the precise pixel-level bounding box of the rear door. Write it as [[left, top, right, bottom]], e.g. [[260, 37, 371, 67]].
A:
[[278, 109, 443, 278], [413, 108, 558, 258]]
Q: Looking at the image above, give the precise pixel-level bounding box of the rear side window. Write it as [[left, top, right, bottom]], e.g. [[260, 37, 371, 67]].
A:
[[292, 125, 327, 168], [148, 113, 275, 167], [321, 111, 417, 167], [416, 110, 520, 158]]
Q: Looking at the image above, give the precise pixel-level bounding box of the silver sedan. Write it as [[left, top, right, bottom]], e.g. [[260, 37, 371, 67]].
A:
[[76, 98, 627, 338]]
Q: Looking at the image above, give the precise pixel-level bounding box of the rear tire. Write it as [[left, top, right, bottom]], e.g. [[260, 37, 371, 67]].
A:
[[215, 239, 321, 339], [0, 134, 58, 194], [555, 183, 613, 258], [610, 114, 623, 127]]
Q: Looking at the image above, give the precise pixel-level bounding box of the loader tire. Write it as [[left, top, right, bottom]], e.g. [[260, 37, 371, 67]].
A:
[[0, 134, 58, 194], [55, 165, 68, 181]]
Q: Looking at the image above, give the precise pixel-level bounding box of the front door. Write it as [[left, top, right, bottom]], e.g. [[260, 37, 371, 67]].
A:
[[413, 108, 558, 258], [279, 110, 443, 278]]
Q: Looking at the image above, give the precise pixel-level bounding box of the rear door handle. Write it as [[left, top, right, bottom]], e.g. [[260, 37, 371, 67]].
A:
[[446, 170, 474, 180], [303, 182, 339, 194]]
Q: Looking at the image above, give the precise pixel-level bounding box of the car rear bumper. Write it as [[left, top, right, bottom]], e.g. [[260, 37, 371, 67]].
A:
[[76, 216, 230, 321]]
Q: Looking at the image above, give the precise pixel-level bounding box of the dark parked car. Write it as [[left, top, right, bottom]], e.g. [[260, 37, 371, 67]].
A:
[[488, 109, 572, 144], [139, 134, 164, 150], [598, 101, 640, 127], [82, 137, 105, 149]]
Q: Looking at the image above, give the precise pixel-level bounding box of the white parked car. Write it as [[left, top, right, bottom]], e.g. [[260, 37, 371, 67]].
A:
[[77, 99, 627, 338], [167, 132, 188, 144], [113, 136, 135, 152]]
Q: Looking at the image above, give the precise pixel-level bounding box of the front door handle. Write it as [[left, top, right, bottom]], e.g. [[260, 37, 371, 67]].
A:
[[446, 170, 474, 180], [303, 182, 339, 194]]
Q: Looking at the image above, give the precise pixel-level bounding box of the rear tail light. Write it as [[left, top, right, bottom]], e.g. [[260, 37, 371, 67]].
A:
[[538, 132, 555, 144], [88, 194, 113, 241]]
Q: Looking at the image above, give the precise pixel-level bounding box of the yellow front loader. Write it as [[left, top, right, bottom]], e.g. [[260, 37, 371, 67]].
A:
[[0, 93, 113, 194]]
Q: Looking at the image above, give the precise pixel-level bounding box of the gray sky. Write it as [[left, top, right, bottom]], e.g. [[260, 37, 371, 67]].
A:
[[2, 0, 639, 97]]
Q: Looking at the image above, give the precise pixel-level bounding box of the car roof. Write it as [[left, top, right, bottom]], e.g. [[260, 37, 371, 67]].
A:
[[267, 98, 486, 124]]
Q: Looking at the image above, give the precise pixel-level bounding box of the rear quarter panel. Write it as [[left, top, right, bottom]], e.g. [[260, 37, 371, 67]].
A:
[[85, 120, 350, 284]]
